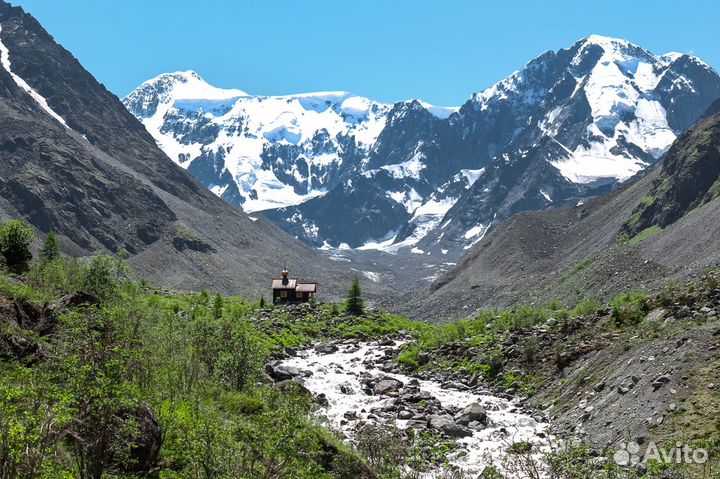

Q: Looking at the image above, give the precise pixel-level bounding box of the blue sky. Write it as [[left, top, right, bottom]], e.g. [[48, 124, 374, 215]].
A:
[[12, 0, 720, 106]]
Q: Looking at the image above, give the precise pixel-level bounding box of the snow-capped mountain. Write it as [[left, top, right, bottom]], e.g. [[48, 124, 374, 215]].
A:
[[124, 35, 720, 256], [124, 72, 456, 213]]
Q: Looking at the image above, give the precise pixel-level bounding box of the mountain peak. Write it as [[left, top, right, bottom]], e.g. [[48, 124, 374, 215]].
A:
[[124, 70, 248, 118], [579, 34, 633, 48]]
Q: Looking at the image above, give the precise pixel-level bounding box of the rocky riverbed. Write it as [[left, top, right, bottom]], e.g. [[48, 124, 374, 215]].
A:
[[269, 340, 551, 477]]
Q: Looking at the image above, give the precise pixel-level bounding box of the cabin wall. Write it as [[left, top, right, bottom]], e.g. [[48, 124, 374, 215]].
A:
[[272, 289, 313, 304]]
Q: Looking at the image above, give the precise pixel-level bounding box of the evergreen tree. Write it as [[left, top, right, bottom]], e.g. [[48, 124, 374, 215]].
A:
[[259, 295, 266, 308], [39, 231, 61, 263], [0, 219, 35, 272], [346, 275, 364, 315], [213, 293, 224, 319]]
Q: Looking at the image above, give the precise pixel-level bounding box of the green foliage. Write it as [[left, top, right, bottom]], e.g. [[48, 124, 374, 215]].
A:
[[80, 254, 133, 301], [628, 225, 663, 245], [559, 258, 593, 284], [483, 348, 505, 378], [0, 219, 35, 272], [519, 336, 540, 363], [571, 298, 600, 317], [259, 295, 266, 308], [346, 275, 364, 315], [39, 232, 61, 263], [0, 253, 393, 478], [212, 292, 224, 319], [396, 346, 421, 370], [611, 291, 649, 326]]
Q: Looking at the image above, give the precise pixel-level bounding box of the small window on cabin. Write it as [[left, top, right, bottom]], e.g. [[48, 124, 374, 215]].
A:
[[298, 292, 304, 299], [280, 290, 287, 298]]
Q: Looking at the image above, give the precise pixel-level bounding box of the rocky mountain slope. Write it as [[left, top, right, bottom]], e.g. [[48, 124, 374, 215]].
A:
[[410, 106, 720, 321], [621, 100, 720, 238], [0, 1, 371, 301], [126, 36, 720, 255]]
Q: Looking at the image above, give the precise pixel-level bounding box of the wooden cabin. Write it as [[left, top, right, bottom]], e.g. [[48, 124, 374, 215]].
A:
[[272, 268, 317, 304]]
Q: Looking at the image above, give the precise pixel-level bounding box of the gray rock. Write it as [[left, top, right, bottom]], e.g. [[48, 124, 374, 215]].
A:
[[314, 343, 339, 354], [266, 364, 309, 381], [652, 374, 672, 390], [374, 377, 404, 395], [274, 379, 312, 397], [428, 414, 473, 438], [593, 381, 606, 392], [455, 402, 487, 426], [398, 410, 414, 420], [417, 352, 431, 366], [644, 308, 667, 324]]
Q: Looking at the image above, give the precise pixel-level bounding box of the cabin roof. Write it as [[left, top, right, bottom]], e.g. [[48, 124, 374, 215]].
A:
[[296, 283, 317, 293], [272, 278, 297, 290]]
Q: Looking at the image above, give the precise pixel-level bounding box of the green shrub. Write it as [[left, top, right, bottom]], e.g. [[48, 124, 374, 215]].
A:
[[519, 336, 540, 363], [0, 219, 35, 272], [396, 346, 421, 370], [611, 291, 649, 326], [571, 299, 600, 317], [483, 348, 505, 378], [80, 254, 133, 300]]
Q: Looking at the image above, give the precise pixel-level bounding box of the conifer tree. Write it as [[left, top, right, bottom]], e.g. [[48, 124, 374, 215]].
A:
[[346, 275, 364, 315], [39, 231, 61, 262], [213, 293, 224, 319]]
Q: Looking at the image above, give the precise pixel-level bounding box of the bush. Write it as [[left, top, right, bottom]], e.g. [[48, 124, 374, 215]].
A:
[[0, 219, 35, 272], [484, 348, 505, 378], [519, 336, 540, 363], [396, 346, 421, 370], [81, 254, 133, 300], [611, 291, 648, 327], [571, 299, 600, 317]]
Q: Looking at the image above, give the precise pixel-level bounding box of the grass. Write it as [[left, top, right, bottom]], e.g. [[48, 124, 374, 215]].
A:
[[628, 225, 663, 245], [559, 258, 593, 284]]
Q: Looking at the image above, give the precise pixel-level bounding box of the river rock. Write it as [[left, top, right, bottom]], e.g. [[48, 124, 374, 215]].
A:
[[455, 402, 487, 426], [417, 352, 430, 366], [374, 377, 404, 395], [314, 343, 339, 354], [428, 414, 473, 438], [398, 410, 414, 420], [266, 363, 309, 381]]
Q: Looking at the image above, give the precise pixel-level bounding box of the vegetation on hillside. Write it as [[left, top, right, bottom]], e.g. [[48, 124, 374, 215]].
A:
[[1, 219, 718, 478]]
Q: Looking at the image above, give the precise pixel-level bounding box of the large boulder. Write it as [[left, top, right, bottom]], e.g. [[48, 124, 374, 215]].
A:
[[265, 363, 310, 381], [373, 377, 404, 395], [314, 343, 339, 354], [455, 402, 487, 426], [428, 414, 472, 438], [108, 404, 162, 474]]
